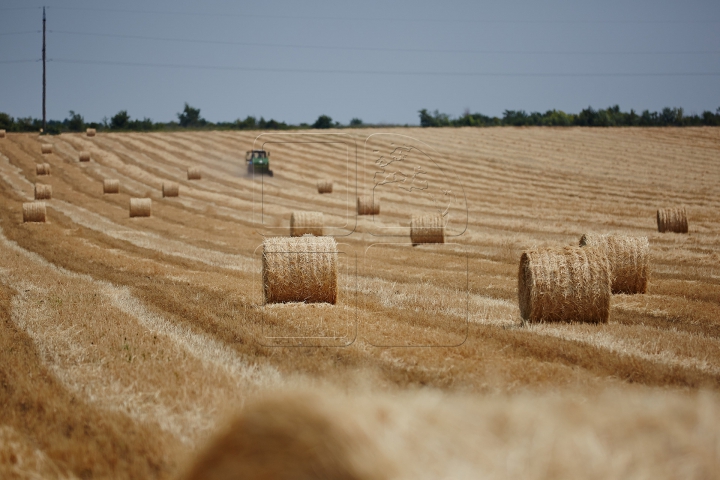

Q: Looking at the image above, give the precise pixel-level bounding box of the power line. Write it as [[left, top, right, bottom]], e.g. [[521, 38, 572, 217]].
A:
[[0, 59, 40, 64], [0, 31, 40, 36]]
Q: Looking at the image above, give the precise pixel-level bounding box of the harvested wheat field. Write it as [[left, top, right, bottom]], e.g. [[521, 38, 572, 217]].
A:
[[0, 128, 719, 479]]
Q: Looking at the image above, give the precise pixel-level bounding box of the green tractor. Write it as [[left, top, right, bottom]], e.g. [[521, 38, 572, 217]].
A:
[[246, 149, 273, 176]]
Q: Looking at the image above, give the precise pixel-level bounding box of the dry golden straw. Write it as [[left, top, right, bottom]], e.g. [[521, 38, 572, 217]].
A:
[[34, 183, 52, 200], [103, 179, 119, 194], [36, 163, 51, 176], [86, 128, 96, 137], [317, 180, 333, 194], [290, 211, 323, 237], [41, 144, 53, 154], [78, 151, 91, 162], [579, 233, 650, 294], [410, 214, 445, 245], [518, 246, 611, 323], [22, 202, 46, 223], [657, 207, 688, 233], [0, 129, 5, 138], [162, 182, 179, 197], [357, 195, 380, 215], [187, 166, 202, 180], [262, 236, 338, 304], [129, 198, 152, 217]]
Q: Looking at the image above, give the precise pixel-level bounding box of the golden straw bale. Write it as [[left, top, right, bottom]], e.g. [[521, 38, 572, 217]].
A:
[[34, 183, 52, 200], [518, 246, 611, 323], [86, 128, 96, 137], [162, 182, 179, 197], [129, 198, 152, 217], [187, 166, 202, 180], [263, 236, 338, 304], [36, 163, 51, 176], [22, 202, 46, 223], [0, 129, 5, 138], [78, 151, 91, 162], [579, 233, 650, 294], [410, 214, 445, 245], [317, 180, 333, 194], [290, 211, 323, 237], [103, 179, 119, 194], [357, 195, 380, 215], [657, 207, 688, 233], [41, 144, 53, 154]]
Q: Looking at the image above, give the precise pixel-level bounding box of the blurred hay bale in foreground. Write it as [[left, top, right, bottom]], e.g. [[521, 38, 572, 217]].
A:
[[34, 183, 52, 200], [36, 163, 51, 176], [357, 195, 379, 215], [23, 202, 46, 223], [187, 166, 202, 180], [103, 179, 119, 194], [162, 182, 179, 198], [129, 198, 151, 217], [317, 180, 333, 194]]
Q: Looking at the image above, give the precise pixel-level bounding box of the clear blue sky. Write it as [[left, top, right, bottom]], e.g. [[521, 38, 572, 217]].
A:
[[1, 0, 719, 125]]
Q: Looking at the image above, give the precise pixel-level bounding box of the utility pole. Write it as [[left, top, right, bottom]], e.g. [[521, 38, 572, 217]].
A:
[[42, 6, 46, 133]]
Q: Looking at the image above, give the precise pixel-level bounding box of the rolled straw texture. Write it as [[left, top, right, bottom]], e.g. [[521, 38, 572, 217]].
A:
[[34, 183, 52, 200], [410, 214, 445, 245], [0, 129, 5, 138], [41, 144, 53, 155], [317, 180, 333, 194], [23, 202, 46, 223], [262, 236, 338, 304], [129, 198, 152, 217], [657, 207, 688, 233], [162, 182, 179, 197], [187, 166, 202, 180], [103, 179, 119, 194], [36, 163, 50, 176], [78, 151, 90, 162], [518, 246, 611, 323], [357, 195, 380, 215], [86, 128, 96, 137], [579, 233, 650, 294], [290, 211, 323, 237]]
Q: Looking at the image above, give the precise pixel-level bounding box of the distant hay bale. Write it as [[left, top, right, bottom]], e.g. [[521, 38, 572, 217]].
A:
[[129, 198, 152, 217], [290, 211, 323, 237], [41, 144, 53, 154], [22, 202, 46, 223], [357, 195, 380, 215], [0, 129, 5, 138], [86, 128, 96, 137], [103, 179, 119, 194], [187, 166, 202, 180], [36, 163, 51, 176], [657, 207, 688, 233], [579, 233, 650, 294], [410, 214, 445, 245], [78, 151, 90, 162], [317, 180, 333, 194], [518, 246, 611, 323], [162, 182, 179, 197], [262, 236, 337, 304], [34, 183, 52, 200]]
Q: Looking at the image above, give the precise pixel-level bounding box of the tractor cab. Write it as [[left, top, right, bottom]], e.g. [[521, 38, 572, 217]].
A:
[[246, 150, 273, 176]]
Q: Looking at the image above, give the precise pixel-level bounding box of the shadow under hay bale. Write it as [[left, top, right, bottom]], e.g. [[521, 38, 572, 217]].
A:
[[162, 182, 179, 198], [263, 236, 337, 304], [187, 166, 202, 180], [36, 163, 50, 176], [518, 246, 611, 323], [78, 151, 90, 162], [129, 198, 152, 217], [23, 202, 46, 223], [317, 180, 333, 194], [357, 195, 379, 216], [290, 211, 323, 237], [410, 214, 445, 245], [34, 183, 52, 200], [657, 207, 688, 233], [86, 128, 96, 137], [103, 179, 119, 194], [41, 144, 52, 155], [579, 233, 650, 294]]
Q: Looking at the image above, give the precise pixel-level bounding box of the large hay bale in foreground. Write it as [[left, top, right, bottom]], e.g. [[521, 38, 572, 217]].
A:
[[410, 214, 445, 245], [0, 129, 5, 138], [317, 180, 333, 194], [357, 195, 379, 215], [263, 236, 337, 304], [34, 183, 52, 200], [162, 182, 179, 197], [290, 211, 323, 237], [518, 246, 611, 323], [23, 202, 46, 223], [579, 233, 650, 294], [657, 207, 688, 233], [78, 151, 90, 162], [86, 128, 96, 137], [129, 198, 152, 217], [36, 163, 51, 176], [41, 144, 53, 154], [187, 166, 202, 180], [103, 179, 119, 194]]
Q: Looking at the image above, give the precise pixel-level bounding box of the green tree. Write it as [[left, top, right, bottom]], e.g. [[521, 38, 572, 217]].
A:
[[65, 110, 84, 132], [350, 118, 363, 126], [111, 110, 130, 129], [178, 103, 205, 127], [312, 115, 333, 129]]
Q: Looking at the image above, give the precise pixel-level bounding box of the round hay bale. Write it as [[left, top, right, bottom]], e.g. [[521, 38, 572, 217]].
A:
[[410, 214, 445, 245], [78, 151, 91, 162], [317, 180, 333, 194], [86, 128, 96, 137], [129, 198, 152, 217], [41, 144, 53, 155], [187, 166, 202, 180], [579, 233, 650, 294], [162, 182, 179, 198], [657, 207, 688, 233], [518, 246, 611, 323], [22, 202, 46, 223], [263, 236, 337, 304], [36, 163, 51, 176], [103, 179, 119, 194], [0, 129, 6, 138], [34, 183, 52, 200], [290, 211, 323, 237], [357, 195, 380, 215]]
